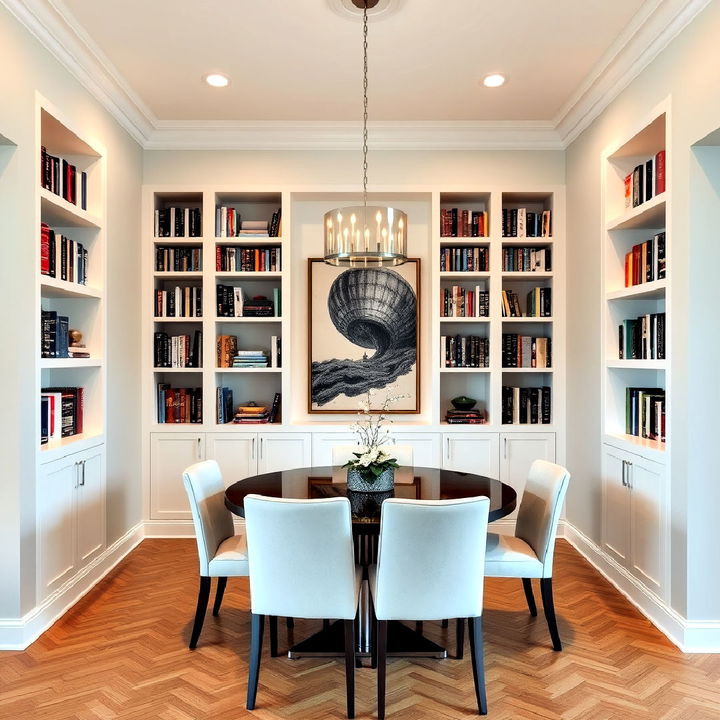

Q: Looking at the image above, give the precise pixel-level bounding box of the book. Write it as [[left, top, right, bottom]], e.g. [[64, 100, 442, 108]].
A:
[[440, 208, 488, 237], [155, 207, 202, 237], [655, 150, 666, 194], [268, 392, 281, 423], [502, 385, 551, 425]]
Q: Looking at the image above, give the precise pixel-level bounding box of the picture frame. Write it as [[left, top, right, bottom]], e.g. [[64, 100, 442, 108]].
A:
[[307, 257, 421, 413]]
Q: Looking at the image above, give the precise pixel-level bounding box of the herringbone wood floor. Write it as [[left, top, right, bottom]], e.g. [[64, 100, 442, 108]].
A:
[[1, 539, 719, 720]]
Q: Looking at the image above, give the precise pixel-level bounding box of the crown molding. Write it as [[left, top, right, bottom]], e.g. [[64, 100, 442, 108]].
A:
[[1, 0, 712, 151]]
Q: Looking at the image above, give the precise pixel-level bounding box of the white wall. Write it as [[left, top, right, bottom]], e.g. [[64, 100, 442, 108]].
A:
[[566, 0, 720, 620], [0, 4, 143, 617]]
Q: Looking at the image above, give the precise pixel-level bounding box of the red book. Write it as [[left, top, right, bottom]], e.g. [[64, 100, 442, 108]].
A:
[[632, 244, 642, 285], [216, 245, 222, 271], [655, 150, 666, 194], [40, 223, 50, 275], [75, 387, 83, 434]]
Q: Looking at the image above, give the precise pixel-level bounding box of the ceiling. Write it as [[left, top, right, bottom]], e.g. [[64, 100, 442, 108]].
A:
[[3, 0, 709, 147]]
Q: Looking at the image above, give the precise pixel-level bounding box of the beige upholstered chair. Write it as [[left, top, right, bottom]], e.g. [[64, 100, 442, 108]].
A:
[[244, 495, 362, 718], [369, 497, 491, 718], [484, 459, 571, 651]]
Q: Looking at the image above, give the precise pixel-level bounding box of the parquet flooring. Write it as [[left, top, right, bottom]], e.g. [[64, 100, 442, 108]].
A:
[[1, 539, 719, 720]]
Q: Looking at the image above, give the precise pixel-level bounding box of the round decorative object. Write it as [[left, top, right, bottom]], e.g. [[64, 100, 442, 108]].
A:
[[451, 395, 477, 410], [346, 466, 395, 492], [69, 329, 83, 346]]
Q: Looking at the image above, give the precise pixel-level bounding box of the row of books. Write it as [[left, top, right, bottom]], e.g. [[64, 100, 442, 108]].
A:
[[216, 286, 278, 317], [618, 313, 665, 360], [624, 232, 666, 287], [624, 150, 665, 209], [502, 247, 551, 273], [155, 286, 203, 318], [40, 387, 84, 443], [155, 246, 202, 272], [445, 408, 486, 424], [439, 247, 489, 272], [41, 310, 88, 359], [157, 385, 203, 423], [231, 393, 282, 424], [40, 224, 88, 285], [502, 209, 551, 238], [154, 331, 203, 368], [440, 286, 489, 318], [41, 147, 88, 210], [217, 387, 234, 424], [216, 246, 281, 272], [232, 351, 270, 369], [626, 387, 665, 441], [440, 335, 489, 368], [502, 386, 552, 425], [154, 207, 202, 237], [440, 209, 489, 237], [216, 337, 282, 369], [502, 334, 552, 368], [501, 288, 552, 317], [215, 207, 282, 237]]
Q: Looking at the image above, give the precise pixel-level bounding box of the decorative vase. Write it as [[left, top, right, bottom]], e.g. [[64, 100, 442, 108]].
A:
[[346, 466, 395, 493], [347, 489, 393, 522]]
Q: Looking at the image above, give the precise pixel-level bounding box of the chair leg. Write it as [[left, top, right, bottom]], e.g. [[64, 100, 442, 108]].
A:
[[269, 615, 279, 657], [415, 621, 423, 634], [189, 576, 211, 649], [323, 618, 331, 630], [286, 617, 294, 629], [212, 577, 227, 617], [377, 620, 388, 720], [468, 616, 488, 715], [522, 578, 538, 617], [456, 618, 465, 659], [441, 619, 449, 629], [344, 619, 356, 719], [246, 613, 265, 710], [540, 578, 562, 651]]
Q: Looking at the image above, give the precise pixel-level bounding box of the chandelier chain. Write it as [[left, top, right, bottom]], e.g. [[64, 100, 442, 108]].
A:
[[362, 2, 368, 208]]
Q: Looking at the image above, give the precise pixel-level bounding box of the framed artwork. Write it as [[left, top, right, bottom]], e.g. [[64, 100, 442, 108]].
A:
[[308, 258, 420, 413]]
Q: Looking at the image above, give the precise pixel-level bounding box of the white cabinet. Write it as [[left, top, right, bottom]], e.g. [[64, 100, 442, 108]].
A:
[[602, 443, 666, 597], [499, 432, 555, 522], [311, 433, 356, 466], [37, 444, 106, 601], [442, 433, 499, 478], [150, 433, 204, 520], [206, 433, 256, 487], [257, 433, 311, 474], [391, 433, 442, 468]]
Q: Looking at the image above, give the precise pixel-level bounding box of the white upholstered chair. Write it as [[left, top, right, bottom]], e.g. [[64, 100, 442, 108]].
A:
[[369, 497, 490, 718], [182, 460, 250, 649], [484, 459, 571, 651], [244, 495, 362, 718], [331, 445, 414, 484]]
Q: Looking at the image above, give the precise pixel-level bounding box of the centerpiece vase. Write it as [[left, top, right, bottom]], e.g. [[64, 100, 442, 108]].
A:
[[346, 465, 395, 492]]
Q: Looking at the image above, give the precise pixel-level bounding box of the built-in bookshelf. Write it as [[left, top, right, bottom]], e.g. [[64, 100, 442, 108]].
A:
[[602, 107, 669, 458], [37, 105, 106, 457]]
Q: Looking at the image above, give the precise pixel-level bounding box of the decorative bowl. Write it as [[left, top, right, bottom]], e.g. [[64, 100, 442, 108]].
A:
[[451, 395, 477, 411]]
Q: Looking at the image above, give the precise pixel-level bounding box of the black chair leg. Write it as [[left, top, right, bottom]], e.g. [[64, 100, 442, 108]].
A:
[[456, 618, 465, 659], [468, 616, 488, 715], [522, 578, 538, 617], [377, 620, 388, 720], [247, 613, 265, 709], [344, 619, 356, 719], [189, 576, 211, 649], [415, 621, 423, 634], [323, 618, 331, 630], [212, 577, 227, 617], [269, 615, 279, 657], [286, 617, 294, 629], [540, 578, 562, 651], [441, 619, 449, 629]]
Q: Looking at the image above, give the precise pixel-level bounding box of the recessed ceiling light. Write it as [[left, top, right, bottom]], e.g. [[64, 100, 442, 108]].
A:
[[483, 73, 506, 88], [204, 73, 230, 88]]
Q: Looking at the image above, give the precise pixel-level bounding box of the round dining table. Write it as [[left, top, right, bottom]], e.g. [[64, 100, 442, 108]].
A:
[[225, 465, 517, 660]]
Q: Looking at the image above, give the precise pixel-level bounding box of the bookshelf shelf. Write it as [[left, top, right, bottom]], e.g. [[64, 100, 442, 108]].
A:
[[215, 236, 282, 244], [40, 187, 101, 228], [215, 368, 282, 373], [40, 358, 102, 369], [39, 431, 105, 462], [501, 316, 553, 323], [215, 271, 282, 279], [438, 236, 491, 244], [152, 237, 204, 244], [604, 432, 666, 457], [440, 316, 490, 323], [153, 271, 203, 279], [606, 192, 666, 231], [502, 271, 553, 279], [606, 280, 666, 301], [606, 359, 666, 370], [439, 367, 491, 373], [439, 271, 490, 280], [501, 367, 554, 373], [153, 316, 203, 322], [41, 277, 103, 299], [153, 367, 203, 373], [501, 237, 554, 246], [215, 316, 282, 323]]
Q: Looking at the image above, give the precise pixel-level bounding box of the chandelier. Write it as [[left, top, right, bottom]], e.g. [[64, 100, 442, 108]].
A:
[[323, 0, 407, 267]]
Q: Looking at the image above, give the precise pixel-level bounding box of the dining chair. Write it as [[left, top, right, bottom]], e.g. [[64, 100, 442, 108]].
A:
[[484, 459, 571, 651], [369, 497, 491, 718], [243, 495, 362, 718]]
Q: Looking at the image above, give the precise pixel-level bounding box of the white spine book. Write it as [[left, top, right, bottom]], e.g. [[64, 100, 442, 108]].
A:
[[517, 207, 526, 238], [170, 207, 176, 238], [512, 387, 520, 424], [175, 285, 182, 317], [271, 336, 278, 368], [184, 208, 190, 238], [440, 335, 446, 367], [171, 335, 178, 368], [234, 287, 243, 317], [154, 209, 159, 237], [215, 207, 221, 237], [221, 206, 227, 238]]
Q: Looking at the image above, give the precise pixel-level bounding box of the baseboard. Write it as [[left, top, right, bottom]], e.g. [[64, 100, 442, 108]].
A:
[[0, 523, 144, 651], [143, 518, 245, 538], [560, 519, 720, 653]]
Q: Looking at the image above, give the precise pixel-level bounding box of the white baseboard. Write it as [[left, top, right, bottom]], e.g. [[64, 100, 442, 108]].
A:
[[0, 522, 144, 651], [560, 519, 720, 653], [143, 519, 245, 538]]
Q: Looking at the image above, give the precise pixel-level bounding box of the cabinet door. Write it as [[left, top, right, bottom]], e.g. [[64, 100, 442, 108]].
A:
[[442, 433, 500, 477], [257, 433, 312, 474], [500, 433, 555, 524], [391, 433, 442, 468], [37, 455, 79, 600], [629, 457, 665, 596], [150, 433, 205, 520], [206, 433, 257, 487], [311, 433, 356, 467], [602, 445, 631, 567], [76, 446, 106, 568]]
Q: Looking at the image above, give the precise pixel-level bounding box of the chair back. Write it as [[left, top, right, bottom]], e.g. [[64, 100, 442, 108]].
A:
[[244, 495, 358, 619], [515, 460, 570, 576], [331, 445, 414, 483], [373, 497, 490, 621], [182, 460, 235, 576]]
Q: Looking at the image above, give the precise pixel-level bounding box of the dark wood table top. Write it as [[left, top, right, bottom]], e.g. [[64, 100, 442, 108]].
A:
[[225, 465, 516, 526]]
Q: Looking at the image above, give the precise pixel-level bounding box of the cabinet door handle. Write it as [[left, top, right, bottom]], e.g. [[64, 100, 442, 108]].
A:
[[80, 460, 86, 487], [621, 460, 627, 487], [626, 461, 633, 489], [197, 437, 202, 460], [503, 437, 508, 459], [74, 461, 81, 488], [260, 437, 263, 460], [445, 438, 450, 460], [251, 437, 256, 460]]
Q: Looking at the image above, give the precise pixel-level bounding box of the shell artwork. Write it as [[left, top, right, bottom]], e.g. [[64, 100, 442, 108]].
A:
[[312, 267, 417, 406]]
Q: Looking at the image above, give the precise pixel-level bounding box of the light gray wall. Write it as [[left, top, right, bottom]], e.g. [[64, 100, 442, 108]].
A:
[[0, 4, 143, 617], [566, 0, 720, 620]]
